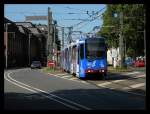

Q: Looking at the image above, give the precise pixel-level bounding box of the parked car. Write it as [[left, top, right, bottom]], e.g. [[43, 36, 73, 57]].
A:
[[134, 56, 145, 67], [31, 61, 41, 69], [125, 57, 134, 66]]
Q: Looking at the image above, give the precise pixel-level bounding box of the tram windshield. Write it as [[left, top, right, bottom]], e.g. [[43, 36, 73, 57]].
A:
[[85, 38, 105, 59]]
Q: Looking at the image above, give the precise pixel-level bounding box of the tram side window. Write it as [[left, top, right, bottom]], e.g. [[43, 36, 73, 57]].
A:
[[80, 44, 84, 59]]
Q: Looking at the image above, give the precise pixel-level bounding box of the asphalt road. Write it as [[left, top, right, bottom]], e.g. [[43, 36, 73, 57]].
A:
[[4, 68, 145, 110]]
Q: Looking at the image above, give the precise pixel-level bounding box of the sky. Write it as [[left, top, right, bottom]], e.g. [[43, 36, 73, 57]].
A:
[[4, 4, 106, 34]]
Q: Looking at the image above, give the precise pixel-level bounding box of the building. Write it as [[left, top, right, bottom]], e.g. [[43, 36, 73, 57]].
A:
[[15, 22, 47, 66], [4, 17, 29, 68], [4, 18, 48, 68]]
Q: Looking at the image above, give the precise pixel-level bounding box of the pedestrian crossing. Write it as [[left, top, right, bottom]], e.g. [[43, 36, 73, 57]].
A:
[[48, 71, 146, 95], [96, 73, 146, 87], [94, 72, 146, 95], [123, 83, 145, 90]]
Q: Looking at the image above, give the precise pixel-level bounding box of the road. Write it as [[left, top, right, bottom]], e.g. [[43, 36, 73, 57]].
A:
[[4, 68, 145, 110]]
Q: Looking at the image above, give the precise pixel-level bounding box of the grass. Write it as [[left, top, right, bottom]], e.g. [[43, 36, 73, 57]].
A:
[[41, 67, 64, 74], [42, 65, 134, 75], [108, 66, 133, 73]]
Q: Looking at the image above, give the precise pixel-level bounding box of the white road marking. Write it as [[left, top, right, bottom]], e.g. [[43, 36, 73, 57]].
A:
[[62, 75, 72, 78], [80, 81, 87, 83], [97, 82, 112, 87], [124, 71, 141, 75], [4, 71, 91, 110], [5, 75, 80, 110], [112, 80, 125, 83], [4, 74, 37, 93], [70, 77, 78, 80], [122, 83, 145, 90], [132, 74, 146, 78], [57, 73, 69, 76], [122, 87, 130, 90], [129, 83, 145, 88], [112, 74, 145, 83], [48, 73, 88, 84], [47, 70, 146, 96], [96, 73, 146, 87]]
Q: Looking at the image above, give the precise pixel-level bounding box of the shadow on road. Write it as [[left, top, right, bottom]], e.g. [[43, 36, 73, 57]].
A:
[[83, 72, 138, 81], [4, 67, 29, 71], [127, 88, 146, 95], [4, 88, 145, 110]]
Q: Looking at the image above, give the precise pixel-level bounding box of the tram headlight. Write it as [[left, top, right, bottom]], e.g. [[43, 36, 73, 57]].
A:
[[99, 69, 105, 72], [86, 69, 93, 73], [88, 70, 91, 73], [102, 70, 105, 72]]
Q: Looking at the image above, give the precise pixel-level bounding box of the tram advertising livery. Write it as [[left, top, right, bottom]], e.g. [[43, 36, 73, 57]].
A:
[[60, 36, 107, 79]]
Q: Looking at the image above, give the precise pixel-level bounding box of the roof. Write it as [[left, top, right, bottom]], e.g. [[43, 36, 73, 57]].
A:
[[4, 17, 14, 23], [16, 25, 30, 34], [4, 17, 18, 32], [36, 25, 48, 31], [27, 27, 46, 38], [17, 25, 25, 34], [28, 27, 41, 34], [15, 22, 34, 28]]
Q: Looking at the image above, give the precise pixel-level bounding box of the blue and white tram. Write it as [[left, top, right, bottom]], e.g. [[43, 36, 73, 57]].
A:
[[61, 36, 107, 79]]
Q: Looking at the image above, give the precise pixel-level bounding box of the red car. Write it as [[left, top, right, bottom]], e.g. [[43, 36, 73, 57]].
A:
[[134, 59, 145, 67]]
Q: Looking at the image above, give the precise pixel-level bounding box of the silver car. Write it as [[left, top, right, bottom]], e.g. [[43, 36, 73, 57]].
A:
[[31, 61, 41, 69]]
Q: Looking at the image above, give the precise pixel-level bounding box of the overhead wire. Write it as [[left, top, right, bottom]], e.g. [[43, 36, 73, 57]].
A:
[[73, 8, 105, 32], [71, 6, 106, 29]]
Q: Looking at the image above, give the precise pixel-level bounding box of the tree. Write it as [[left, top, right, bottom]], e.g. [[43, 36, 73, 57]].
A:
[[98, 4, 145, 59]]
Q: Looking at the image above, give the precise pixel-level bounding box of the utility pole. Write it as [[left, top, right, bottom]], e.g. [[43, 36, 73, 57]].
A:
[[68, 26, 73, 44], [62, 27, 64, 50], [47, 7, 50, 59], [53, 24, 56, 62], [119, 12, 125, 68], [47, 7, 53, 60]]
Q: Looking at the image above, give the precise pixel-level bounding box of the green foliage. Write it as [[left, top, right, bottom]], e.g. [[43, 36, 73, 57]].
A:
[[127, 48, 134, 57], [98, 4, 145, 57], [47, 55, 51, 60]]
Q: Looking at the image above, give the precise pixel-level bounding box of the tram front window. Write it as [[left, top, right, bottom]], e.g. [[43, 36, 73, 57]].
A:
[[85, 39, 105, 59]]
